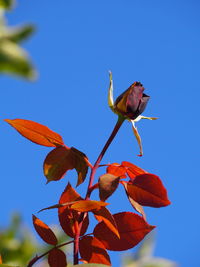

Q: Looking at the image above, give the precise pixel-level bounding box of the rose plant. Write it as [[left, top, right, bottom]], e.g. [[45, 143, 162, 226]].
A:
[[4, 73, 170, 266]]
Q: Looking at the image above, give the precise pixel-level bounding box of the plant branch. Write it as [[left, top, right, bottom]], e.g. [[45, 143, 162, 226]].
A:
[[86, 115, 125, 199], [73, 115, 125, 265], [27, 240, 74, 267]]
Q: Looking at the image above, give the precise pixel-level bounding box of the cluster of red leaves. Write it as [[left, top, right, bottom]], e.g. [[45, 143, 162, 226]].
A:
[[5, 119, 170, 266]]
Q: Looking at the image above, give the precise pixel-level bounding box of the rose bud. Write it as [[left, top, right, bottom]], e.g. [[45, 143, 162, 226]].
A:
[[114, 82, 150, 120], [108, 72, 157, 156]]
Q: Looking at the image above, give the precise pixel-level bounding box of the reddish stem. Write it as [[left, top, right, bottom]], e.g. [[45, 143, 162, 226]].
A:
[[73, 220, 80, 264], [86, 116, 125, 199], [73, 116, 125, 265]]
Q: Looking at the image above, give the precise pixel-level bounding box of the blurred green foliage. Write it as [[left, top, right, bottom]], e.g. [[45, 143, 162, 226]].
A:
[[0, 213, 71, 266], [0, 0, 36, 80], [0, 213, 37, 266], [122, 232, 177, 267], [0, 0, 14, 10]]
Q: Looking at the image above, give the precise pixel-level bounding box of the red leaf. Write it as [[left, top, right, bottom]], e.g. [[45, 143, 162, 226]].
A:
[[59, 182, 81, 203], [93, 212, 155, 251], [79, 236, 111, 266], [122, 161, 147, 179], [127, 174, 171, 207], [32, 215, 57, 245], [48, 248, 67, 267], [71, 200, 108, 212], [5, 119, 63, 147], [106, 161, 147, 180], [43, 146, 89, 185], [43, 146, 75, 183], [71, 147, 89, 186], [123, 182, 146, 220], [93, 206, 120, 238], [0, 255, 2, 264], [106, 163, 127, 178], [58, 183, 89, 237], [99, 174, 120, 201]]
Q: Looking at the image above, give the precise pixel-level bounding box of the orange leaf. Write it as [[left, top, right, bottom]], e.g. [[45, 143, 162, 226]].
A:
[[43, 146, 75, 183], [59, 182, 81, 203], [93, 212, 155, 251], [127, 174, 171, 207], [32, 215, 57, 245], [71, 147, 89, 186], [59, 208, 89, 238], [0, 254, 2, 264], [122, 161, 147, 179], [71, 200, 108, 212], [58, 183, 89, 237], [79, 236, 111, 266], [123, 182, 146, 220], [93, 206, 120, 238], [5, 119, 63, 147], [99, 174, 120, 201], [43, 146, 89, 185], [106, 163, 127, 178], [48, 248, 67, 267]]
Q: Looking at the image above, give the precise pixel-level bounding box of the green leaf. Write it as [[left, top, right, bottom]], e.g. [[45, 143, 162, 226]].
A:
[[5, 25, 35, 43], [0, 0, 15, 10], [0, 39, 36, 80]]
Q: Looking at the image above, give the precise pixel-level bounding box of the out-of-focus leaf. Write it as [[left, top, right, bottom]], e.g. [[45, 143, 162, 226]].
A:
[[0, 213, 38, 265], [0, 265, 17, 267], [0, 39, 36, 79], [94, 212, 155, 251], [0, 0, 14, 9], [80, 236, 111, 266], [122, 231, 178, 267], [141, 258, 177, 267], [98, 174, 120, 201], [0, 255, 2, 264], [93, 207, 119, 238], [32, 215, 57, 245], [58, 183, 89, 237], [71, 200, 108, 212], [5, 119, 63, 147], [48, 248, 67, 267], [5, 25, 35, 43], [133, 231, 155, 261], [127, 174, 171, 208]]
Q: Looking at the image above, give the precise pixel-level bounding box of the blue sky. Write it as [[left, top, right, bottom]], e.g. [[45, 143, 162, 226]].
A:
[[1, 0, 200, 266]]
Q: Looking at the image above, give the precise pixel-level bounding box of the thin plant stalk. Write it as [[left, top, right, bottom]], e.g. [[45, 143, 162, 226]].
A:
[[73, 115, 125, 265]]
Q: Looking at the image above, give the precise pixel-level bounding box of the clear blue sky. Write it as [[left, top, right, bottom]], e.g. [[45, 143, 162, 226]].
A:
[[1, 0, 200, 266]]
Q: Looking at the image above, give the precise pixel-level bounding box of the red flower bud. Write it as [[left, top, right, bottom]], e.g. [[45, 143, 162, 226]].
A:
[[114, 82, 150, 120]]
